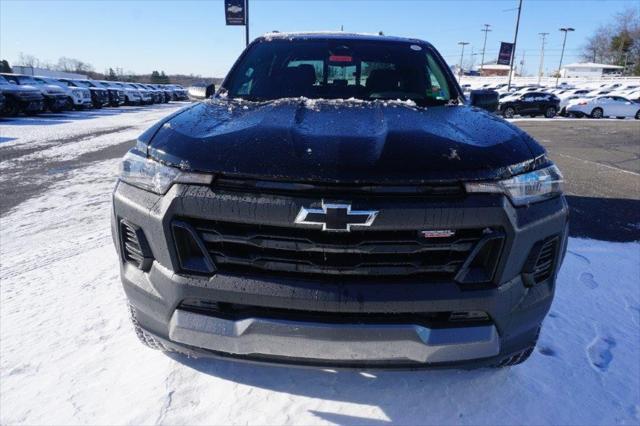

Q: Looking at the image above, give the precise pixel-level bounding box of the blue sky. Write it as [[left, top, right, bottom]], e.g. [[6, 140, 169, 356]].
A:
[[1, 0, 637, 77]]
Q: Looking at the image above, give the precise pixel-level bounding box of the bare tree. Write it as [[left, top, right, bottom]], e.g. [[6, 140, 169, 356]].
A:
[[55, 57, 94, 73], [17, 52, 40, 68], [581, 7, 640, 74]]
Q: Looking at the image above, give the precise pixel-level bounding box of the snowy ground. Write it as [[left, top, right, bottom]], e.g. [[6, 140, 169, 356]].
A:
[[1, 106, 639, 425]]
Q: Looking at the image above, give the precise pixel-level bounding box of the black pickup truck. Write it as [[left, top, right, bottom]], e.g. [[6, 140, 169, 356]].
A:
[[59, 79, 109, 109], [0, 74, 44, 115], [112, 33, 568, 369], [1, 73, 66, 112]]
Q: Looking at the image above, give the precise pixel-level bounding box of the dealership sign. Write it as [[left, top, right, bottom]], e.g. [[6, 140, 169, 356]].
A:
[[497, 42, 514, 66], [225, 0, 246, 25]]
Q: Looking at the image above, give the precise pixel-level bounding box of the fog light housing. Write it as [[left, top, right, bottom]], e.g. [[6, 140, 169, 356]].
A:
[[172, 221, 216, 274]]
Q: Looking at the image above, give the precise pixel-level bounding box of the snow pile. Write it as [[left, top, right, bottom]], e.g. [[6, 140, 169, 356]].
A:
[[1, 154, 638, 425]]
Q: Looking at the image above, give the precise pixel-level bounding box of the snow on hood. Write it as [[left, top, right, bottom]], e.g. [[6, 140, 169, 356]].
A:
[[145, 97, 543, 183]]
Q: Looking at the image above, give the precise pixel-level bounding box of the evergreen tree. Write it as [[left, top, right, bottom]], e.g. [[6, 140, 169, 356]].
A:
[[0, 59, 12, 73], [150, 70, 162, 83], [106, 68, 118, 81]]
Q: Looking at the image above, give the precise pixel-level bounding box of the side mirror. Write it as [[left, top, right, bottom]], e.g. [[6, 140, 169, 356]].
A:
[[469, 89, 499, 112], [205, 84, 216, 98]]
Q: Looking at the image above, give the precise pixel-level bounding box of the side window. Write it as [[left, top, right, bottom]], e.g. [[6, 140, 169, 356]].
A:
[[426, 54, 449, 100]]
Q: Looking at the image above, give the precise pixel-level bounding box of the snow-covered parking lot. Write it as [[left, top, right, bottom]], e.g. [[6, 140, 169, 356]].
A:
[[1, 105, 639, 425]]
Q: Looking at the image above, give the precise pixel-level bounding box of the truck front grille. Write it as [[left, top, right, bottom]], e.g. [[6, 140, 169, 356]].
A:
[[174, 218, 500, 281]]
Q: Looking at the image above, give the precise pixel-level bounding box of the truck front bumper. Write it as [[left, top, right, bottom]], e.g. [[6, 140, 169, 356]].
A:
[[113, 181, 569, 368]]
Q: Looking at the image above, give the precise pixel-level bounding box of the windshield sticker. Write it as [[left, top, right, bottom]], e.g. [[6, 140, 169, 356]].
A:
[[329, 55, 353, 63]]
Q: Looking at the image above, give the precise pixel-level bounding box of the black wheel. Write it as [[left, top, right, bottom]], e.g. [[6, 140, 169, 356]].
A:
[[544, 106, 557, 118], [494, 346, 535, 367], [65, 98, 74, 111], [48, 103, 63, 113], [635, 110, 639, 120], [591, 107, 603, 119], [2, 98, 20, 117], [129, 304, 169, 351], [529, 114, 537, 118], [492, 326, 540, 368], [503, 107, 515, 118]]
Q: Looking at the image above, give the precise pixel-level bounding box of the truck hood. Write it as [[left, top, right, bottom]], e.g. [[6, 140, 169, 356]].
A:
[[146, 98, 543, 183], [0, 85, 41, 95], [21, 84, 65, 95]]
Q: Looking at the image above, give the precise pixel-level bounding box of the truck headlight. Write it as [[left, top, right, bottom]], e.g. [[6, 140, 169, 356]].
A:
[[465, 165, 564, 206], [119, 150, 212, 195]]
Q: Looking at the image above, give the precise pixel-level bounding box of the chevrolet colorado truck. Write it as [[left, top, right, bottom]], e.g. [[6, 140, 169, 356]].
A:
[[112, 33, 568, 368]]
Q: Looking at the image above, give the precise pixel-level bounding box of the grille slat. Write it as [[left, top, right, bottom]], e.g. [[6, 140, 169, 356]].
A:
[[121, 222, 144, 268], [177, 218, 491, 280], [196, 225, 478, 255], [532, 238, 559, 283], [120, 220, 153, 271]]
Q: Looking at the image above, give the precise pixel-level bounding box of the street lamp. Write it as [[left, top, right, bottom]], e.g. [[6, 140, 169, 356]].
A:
[[556, 27, 575, 87], [458, 41, 469, 81]]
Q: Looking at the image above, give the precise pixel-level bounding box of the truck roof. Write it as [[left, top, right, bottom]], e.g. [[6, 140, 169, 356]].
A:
[[259, 31, 431, 46]]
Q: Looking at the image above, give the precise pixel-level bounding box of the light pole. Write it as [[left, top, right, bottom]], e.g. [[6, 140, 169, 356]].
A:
[[458, 41, 469, 81], [245, 0, 250, 47], [537, 32, 549, 85], [480, 24, 491, 73], [507, 0, 523, 91], [556, 27, 575, 87]]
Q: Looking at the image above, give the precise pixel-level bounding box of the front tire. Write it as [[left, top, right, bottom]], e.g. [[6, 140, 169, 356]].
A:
[[2, 98, 20, 117], [544, 106, 557, 118], [502, 106, 515, 118], [492, 326, 540, 368], [591, 107, 603, 119], [129, 304, 168, 351], [635, 110, 640, 120]]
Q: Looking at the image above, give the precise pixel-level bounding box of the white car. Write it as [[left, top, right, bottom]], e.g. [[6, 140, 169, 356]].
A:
[[566, 95, 640, 119], [559, 95, 592, 115], [112, 82, 142, 105], [34, 76, 92, 110]]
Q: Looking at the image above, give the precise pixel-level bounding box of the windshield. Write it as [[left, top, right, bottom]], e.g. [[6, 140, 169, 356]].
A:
[[73, 80, 91, 87], [223, 39, 455, 106], [17, 76, 42, 85], [39, 78, 64, 87], [0, 75, 11, 85]]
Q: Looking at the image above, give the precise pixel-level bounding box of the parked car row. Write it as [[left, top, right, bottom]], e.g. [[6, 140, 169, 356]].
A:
[[0, 73, 189, 117], [466, 81, 640, 119]]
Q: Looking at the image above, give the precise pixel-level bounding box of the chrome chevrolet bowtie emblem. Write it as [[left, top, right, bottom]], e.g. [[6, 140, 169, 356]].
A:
[[295, 201, 378, 232]]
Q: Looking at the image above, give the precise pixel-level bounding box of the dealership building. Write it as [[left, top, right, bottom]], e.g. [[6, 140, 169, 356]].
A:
[[560, 62, 624, 78]]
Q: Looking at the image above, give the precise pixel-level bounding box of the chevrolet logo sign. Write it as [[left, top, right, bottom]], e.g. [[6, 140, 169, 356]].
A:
[[294, 201, 378, 232]]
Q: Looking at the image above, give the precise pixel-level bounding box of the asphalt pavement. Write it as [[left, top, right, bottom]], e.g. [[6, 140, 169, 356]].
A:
[[518, 119, 639, 241]]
